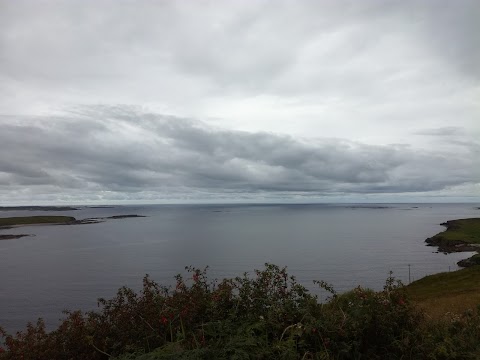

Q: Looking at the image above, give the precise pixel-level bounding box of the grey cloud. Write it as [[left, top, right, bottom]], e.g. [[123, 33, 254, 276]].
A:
[[416, 0, 480, 78], [2, 0, 478, 98], [413, 127, 465, 137], [0, 106, 477, 202]]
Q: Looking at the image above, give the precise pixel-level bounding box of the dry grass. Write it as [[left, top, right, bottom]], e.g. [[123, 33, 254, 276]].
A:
[[407, 266, 480, 319]]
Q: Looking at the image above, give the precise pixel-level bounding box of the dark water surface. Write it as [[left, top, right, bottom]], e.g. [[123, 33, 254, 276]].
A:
[[1, 203, 479, 332]]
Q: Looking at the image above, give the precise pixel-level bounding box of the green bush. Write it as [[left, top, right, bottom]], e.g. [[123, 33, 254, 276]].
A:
[[0, 264, 479, 360]]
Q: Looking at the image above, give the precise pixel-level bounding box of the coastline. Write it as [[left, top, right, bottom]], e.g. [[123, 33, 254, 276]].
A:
[[425, 218, 480, 267], [0, 214, 146, 240]]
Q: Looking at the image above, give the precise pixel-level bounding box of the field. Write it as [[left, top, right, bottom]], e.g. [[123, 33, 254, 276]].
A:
[[426, 218, 480, 245], [408, 266, 480, 319], [0, 216, 76, 227]]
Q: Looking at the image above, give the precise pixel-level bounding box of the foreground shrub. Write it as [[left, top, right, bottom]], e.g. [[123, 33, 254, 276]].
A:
[[0, 264, 479, 359]]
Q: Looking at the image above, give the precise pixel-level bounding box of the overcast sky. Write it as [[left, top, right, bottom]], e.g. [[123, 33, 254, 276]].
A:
[[0, 0, 479, 204]]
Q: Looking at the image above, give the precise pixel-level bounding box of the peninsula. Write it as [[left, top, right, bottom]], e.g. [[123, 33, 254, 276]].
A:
[[0, 206, 79, 211], [0, 216, 75, 240], [0, 214, 146, 240], [0, 215, 76, 227], [425, 218, 480, 267]]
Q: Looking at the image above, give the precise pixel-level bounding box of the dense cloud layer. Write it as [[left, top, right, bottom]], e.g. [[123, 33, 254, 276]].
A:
[[0, 1, 478, 203], [0, 106, 477, 203]]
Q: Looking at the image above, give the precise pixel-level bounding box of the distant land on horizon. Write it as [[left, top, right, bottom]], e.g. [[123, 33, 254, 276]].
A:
[[1, 200, 480, 207]]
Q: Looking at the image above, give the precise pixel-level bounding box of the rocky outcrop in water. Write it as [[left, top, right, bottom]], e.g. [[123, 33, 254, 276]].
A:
[[0, 234, 31, 240]]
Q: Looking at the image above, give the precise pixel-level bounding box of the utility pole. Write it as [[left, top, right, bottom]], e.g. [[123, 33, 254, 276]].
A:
[[408, 264, 411, 284]]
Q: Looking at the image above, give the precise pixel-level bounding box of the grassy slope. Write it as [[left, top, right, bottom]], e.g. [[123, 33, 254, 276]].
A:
[[429, 218, 480, 244], [0, 216, 76, 226], [410, 219, 480, 318], [407, 266, 480, 319]]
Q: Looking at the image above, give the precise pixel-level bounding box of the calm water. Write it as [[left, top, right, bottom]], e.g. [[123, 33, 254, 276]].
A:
[[0, 203, 479, 333]]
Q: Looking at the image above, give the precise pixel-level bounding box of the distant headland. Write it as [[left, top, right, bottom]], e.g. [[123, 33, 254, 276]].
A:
[[0, 206, 79, 211], [0, 214, 146, 240], [426, 218, 480, 267]]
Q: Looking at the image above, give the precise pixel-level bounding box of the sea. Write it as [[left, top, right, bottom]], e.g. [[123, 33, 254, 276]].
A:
[[0, 203, 479, 333]]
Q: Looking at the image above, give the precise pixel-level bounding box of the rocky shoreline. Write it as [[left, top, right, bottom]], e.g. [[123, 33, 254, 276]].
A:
[[457, 254, 480, 267], [425, 219, 480, 268]]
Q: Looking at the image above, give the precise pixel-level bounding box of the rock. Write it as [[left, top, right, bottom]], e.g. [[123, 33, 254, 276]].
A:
[[457, 255, 480, 268], [0, 234, 32, 240], [107, 215, 146, 219]]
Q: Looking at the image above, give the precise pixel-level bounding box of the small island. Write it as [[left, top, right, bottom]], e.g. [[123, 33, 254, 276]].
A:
[[347, 205, 392, 209], [107, 214, 146, 219], [425, 218, 480, 267]]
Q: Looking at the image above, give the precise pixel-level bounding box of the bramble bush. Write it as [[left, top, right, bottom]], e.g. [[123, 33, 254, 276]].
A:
[[0, 264, 479, 359]]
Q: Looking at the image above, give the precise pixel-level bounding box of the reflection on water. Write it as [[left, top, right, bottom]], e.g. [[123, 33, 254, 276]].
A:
[[0, 203, 478, 332]]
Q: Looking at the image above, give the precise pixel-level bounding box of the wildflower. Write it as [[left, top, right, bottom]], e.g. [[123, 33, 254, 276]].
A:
[[193, 273, 199, 282], [398, 298, 406, 306], [161, 316, 168, 325]]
